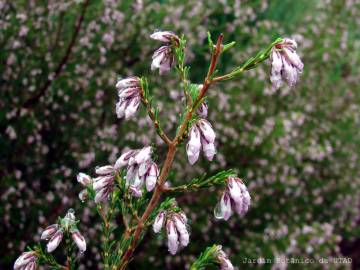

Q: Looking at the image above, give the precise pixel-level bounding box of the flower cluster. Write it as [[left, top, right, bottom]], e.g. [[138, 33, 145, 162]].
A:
[[186, 118, 216, 165], [40, 209, 86, 253], [115, 76, 142, 119], [215, 246, 234, 270], [153, 210, 190, 255], [150, 31, 179, 74], [92, 165, 117, 203], [270, 38, 304, 89], [214, 177, 251, 221], [116, 146, 159, 196], [14, 251, 37, 270]]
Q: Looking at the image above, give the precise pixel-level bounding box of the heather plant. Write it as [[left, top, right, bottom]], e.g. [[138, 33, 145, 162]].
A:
[[13, 26, 304, 269], [2, 0, 360, 269]]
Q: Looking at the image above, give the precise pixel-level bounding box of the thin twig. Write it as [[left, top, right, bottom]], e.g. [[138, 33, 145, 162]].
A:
[[22, 0, 90, 109]]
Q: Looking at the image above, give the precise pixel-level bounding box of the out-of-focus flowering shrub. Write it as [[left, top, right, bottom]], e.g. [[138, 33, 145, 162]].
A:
[[1, 0, 359, 269]]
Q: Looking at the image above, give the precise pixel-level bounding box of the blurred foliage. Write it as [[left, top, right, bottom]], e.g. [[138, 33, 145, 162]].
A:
[[1, 0, 359, 269]]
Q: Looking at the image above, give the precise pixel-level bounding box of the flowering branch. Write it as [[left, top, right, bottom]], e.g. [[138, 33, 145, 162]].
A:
[[14, 28, 304, 270]]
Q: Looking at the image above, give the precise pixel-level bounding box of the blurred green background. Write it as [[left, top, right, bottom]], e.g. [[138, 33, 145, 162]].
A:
[[1, 0, 360, 269]]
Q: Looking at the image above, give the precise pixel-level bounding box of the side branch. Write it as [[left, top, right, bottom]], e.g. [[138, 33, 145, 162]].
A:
[[22, 0, 90, 109]]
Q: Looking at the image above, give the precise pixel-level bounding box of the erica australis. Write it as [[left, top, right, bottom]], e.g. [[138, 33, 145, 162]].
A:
[[13, 251, 38, 270], [270, 38, 304, 89], [116, 76, 141, 119]]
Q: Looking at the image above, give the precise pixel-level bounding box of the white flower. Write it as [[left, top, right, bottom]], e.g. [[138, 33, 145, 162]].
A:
[[214, 192, 232, 221], [133, 146, 152, 165], [77, 173, 92, 186], [166, 220, 179, 255], [71, 230, 86, 252], [150, 31, 179, 43], [95, 165, 114, 175], [14, 251, 37, 270], [215, 247, 234, 270], [41, 224, 59, 240], [173, 213, 189, 247], [197, 119, 216, 143], [201, 138, 216, 161], [115, 77, 141, 119], [93, 175, 114, 191], [153, 211, 166, 233], [145, 162, 159, 191], [270, 38, 303, 89], [197, 101, 208, 118], [114, 149, 136, 170], [47, 229, 63, 253], [186, 125, 201, 165], [151, 46, 175, 75]]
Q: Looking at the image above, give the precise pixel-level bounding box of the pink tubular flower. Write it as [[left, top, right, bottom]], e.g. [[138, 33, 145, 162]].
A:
[[270, 38, 304, 89], [14, 251, 37, 270], [144, 162, 159, 191], [71, 230, 86, 252], [173, 213, 189, 247], [201, 137, 216, 161], [77, 173, 93, 202], [214, 192, 233, 221], [214, 177, 251, 220], [186, 125, 201, 165], [93, 166, 115, 203], [197, 119, 216, 143], [150, 30, 179, 43], [166, 219, 179, 255], [197, 101, 208, 118], [41, 224, 59, 240], [215, 246, 234, 270], [47, 229, 63, 253], [153, 211, 166, 233], [114, 149, 136, 170], [115, 76, 141, 119], [151, 45, 175, 75]]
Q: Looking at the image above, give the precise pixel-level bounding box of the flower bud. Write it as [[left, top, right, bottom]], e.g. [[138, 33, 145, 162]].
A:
[[114, 149, 136, 170], [47, 229, 63, 253], [145, 162, 159, 192], [150, 31, 179, 43], [197, 119, 216, 143], [197, 101, 208, 118], [214, 192, 232, 221], [77, 173, 92, 186], [166, 220, 179, 255], [151, 46, 174, 75], [201, 138, 216, 161], [186, 125, 201, 165], [134, 146, 152, 165], [95, 165, 114, 176], [173, 214, 189, 247], [14, 251, 37, 270], [216, 247, 234, 270], [41, 224, 59, 240], [116, 76, 140, 90], [153, 211, 166, 233], [72, 230, 86, 253]]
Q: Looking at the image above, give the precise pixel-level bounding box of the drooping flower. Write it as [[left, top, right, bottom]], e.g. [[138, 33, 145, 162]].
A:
[[186, 119, 217, 164], [186, 125, 201, 165], [153, 211, 166, 233], [115, 76, 141, 119], [93, 165, 116, 203], [150, 30, 179, 75], [173, 213, 189, 247], [41, 224, 59, 240], [214, 177, 251, 220], [166, 219, 179, 255], [150, 31, 179, 43], [151, 46, 175, 75], [71, 229, 86, 253], [47, 228, 63, 253], [270, 38, 304, 89], [215, 246, 234, 270], [197, 101, 208, 118], [14, 251, 37, 270]]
